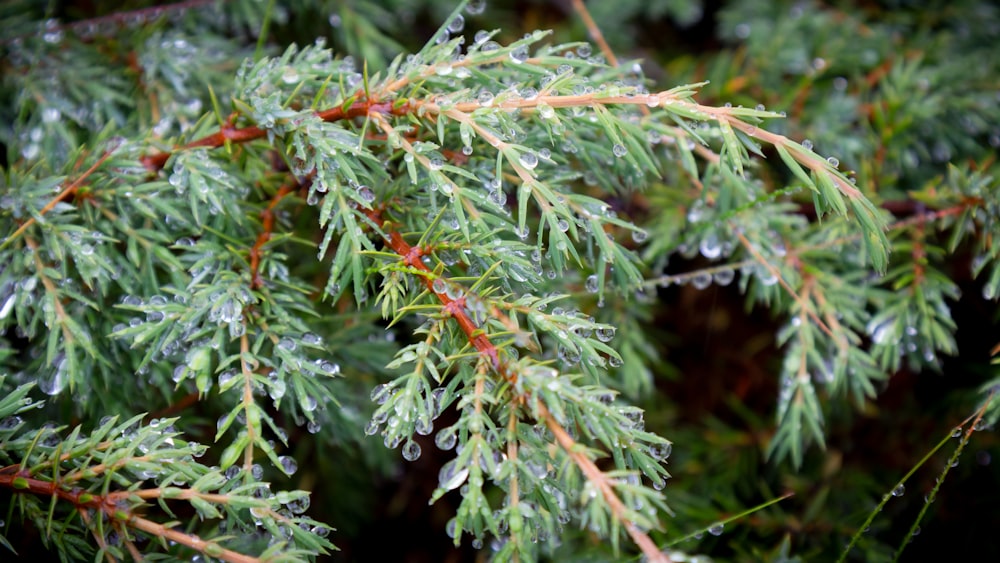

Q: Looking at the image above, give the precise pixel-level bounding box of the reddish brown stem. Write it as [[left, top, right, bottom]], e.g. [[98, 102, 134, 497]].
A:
[[140, 100, 409, 172], [362, 205, 669, 561], [5, 149, 117, 247], [361, 205, 511, 382], [249, 182, 297, 289], [0, 470, 107, 512]]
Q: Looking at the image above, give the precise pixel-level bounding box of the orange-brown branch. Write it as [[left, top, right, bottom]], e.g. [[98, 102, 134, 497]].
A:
[[362, 205, 669, 562], [362, 205, 508, 380], [249, 182, 296, 289], [140, 99, 409, 172]]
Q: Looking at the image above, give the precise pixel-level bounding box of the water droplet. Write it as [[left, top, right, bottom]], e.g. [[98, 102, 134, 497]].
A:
[[687, 201, 706, 223], [891, 484, 905, 497], [432, 278, 447, 293], [691, 273, 712, 290], [371, 383, 391, 404], [435, 428, 457, 450], [42, 107, 61, 123], [278, 337, 296, 351], [631, 229, 648, 243], [651, 442, 672, 460], [447, 14, 465, 33], [509, 46, 529, 64], [802, 139, 813, 150], [39, 360, 67, 395], [466, 0, 486, 15], [983, 284, 997, 300], [708, 523, 724, 536], [302, 395, 318, 412], [279, 455, 298, 475], [585, 274, 599, 293], [288, 495, 310, 514], [713, 269, 735, 286], [307, 421, 321, 434], [358, 186, 376, 203], [0, 295, 15, 320], [439, 460, 469, 490], [402, 440, 421, 461], [757, 268, 779, 286], [218, 370, 237, 389], [0, 416, 23, 431], [446, 517, 459, 539], [519, 151, 538, 170], [867, 318, 897, 345], [596, 327, 615, 342], [43, 20, 63, 44], [477, 90, 494, 107], [699, 234, 721, 259], [827, 156, 839, 167], [612, 143, 627, 157]]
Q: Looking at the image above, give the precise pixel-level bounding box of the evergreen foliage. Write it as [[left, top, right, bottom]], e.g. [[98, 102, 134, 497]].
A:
[[1, 0, 998, 561]]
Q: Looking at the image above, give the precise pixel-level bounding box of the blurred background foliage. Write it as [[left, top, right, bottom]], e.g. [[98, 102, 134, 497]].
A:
[[1, 0, 998, 561]]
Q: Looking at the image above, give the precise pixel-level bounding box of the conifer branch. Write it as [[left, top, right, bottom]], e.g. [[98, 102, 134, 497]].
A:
[[363, 204, 666, 560], [539, 401, 669, 563], [4, 2, 997, 560], [139, 99, 409, 172], [0, 471, 261, 563]]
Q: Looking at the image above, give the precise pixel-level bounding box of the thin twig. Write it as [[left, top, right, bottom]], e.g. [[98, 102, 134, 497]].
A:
[[249, 181, 297, 289], [735, 230, 837, 340], [540, 402, 669, 563], [140, 98, 408, 172], [569, 0, 618, 67], [239, 331, 256, 472], [4, 149, 118, 249], [128, 515, 260, 563]]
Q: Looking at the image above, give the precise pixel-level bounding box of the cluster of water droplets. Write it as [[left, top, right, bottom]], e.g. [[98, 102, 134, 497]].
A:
[[866, 313, 940, 365], [235, 41, 356, 135], [366, 382, 450, 461]]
